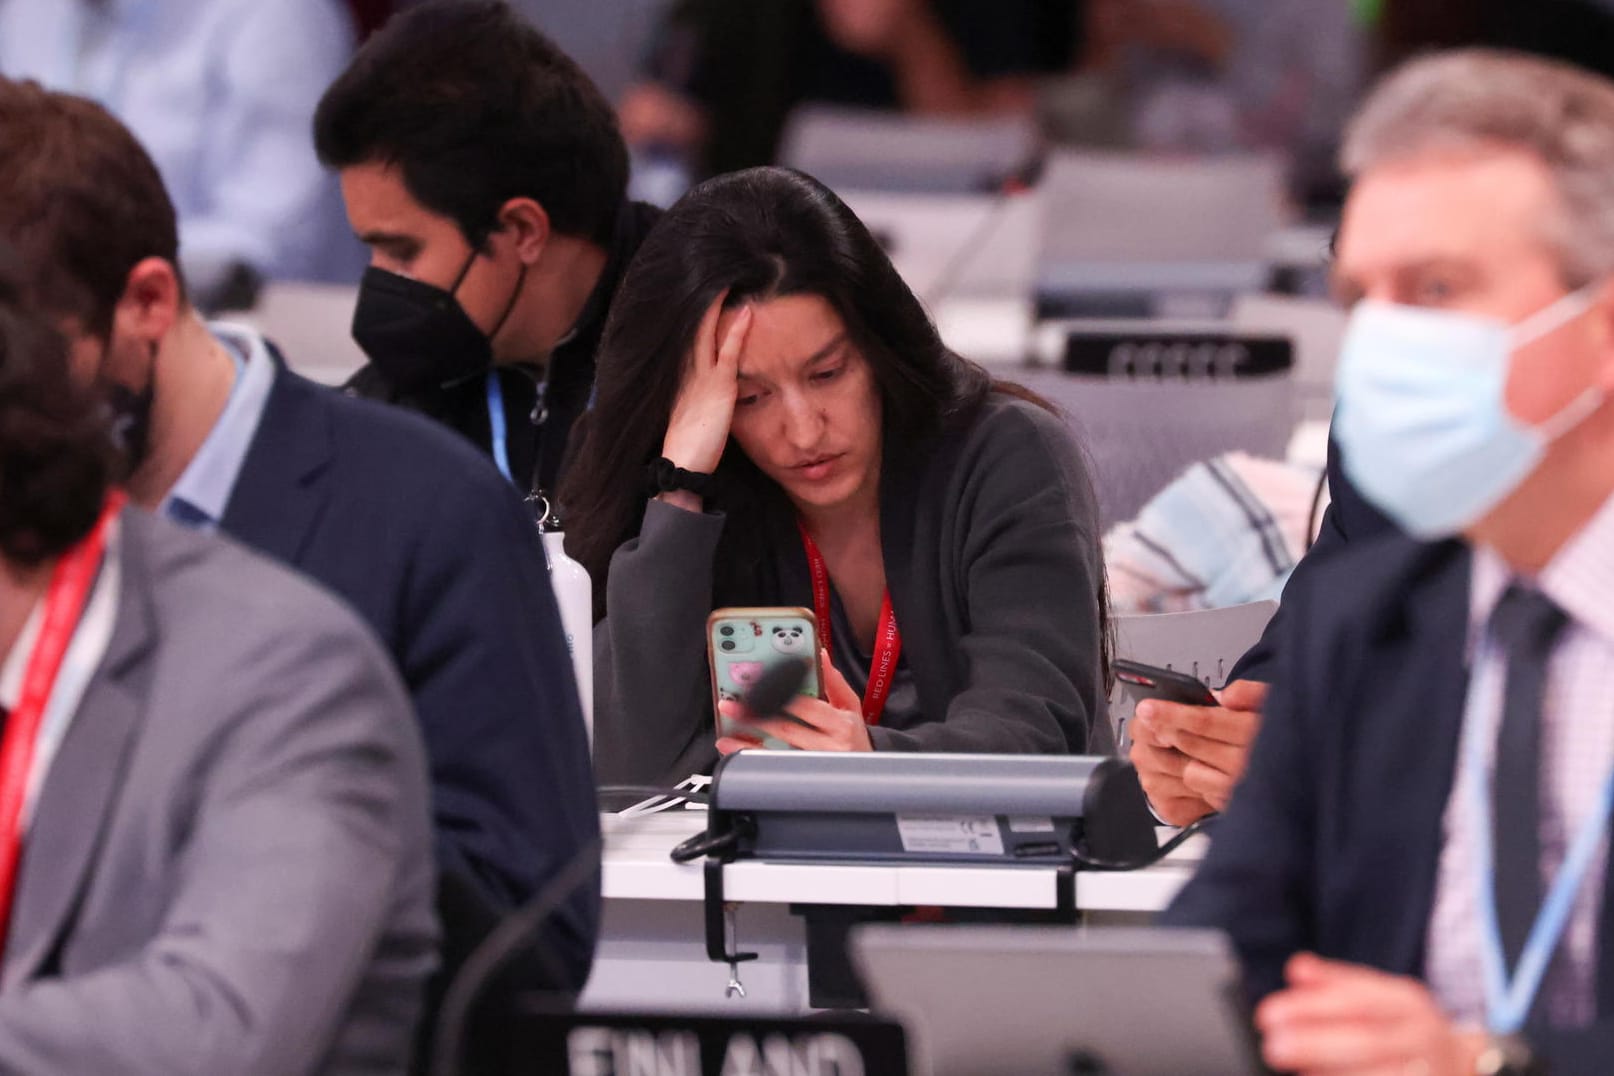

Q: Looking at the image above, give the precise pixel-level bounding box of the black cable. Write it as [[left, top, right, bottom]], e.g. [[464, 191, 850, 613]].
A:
[[918, 186, 1021, 312], [597, 784, 711, 806], [669, 827, 742, 864], [1303, 465, 1329, 554], [1072, 816, 1215, 872], [430, 835, 604, 1076]]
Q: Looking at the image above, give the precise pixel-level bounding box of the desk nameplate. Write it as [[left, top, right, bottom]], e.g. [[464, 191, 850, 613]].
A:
[[513, 1009, 908, 1076]]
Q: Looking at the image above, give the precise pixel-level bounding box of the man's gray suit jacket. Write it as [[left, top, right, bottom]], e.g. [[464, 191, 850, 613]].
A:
[[0, 509, 436, 1074]]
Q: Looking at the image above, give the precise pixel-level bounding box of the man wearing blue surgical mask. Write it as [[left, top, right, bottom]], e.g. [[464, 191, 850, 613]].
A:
[[1165, 50, 1614, 1075], [1332, 210, 1607, 546]]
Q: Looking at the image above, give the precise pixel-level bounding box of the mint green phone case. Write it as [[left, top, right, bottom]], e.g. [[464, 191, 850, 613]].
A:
[[708, 607, 822, 746]]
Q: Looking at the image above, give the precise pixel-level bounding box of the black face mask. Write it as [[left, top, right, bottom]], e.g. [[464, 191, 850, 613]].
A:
[[350, 247, 525, 395], [103, 380, 154, 475], [96, 338, 157, 476]]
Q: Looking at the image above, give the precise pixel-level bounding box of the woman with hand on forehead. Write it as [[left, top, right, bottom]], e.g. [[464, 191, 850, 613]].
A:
[[562, 166, 1111, 787]]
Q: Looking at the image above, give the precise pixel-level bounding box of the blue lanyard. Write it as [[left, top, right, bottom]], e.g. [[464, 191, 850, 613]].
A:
[[1464, 641, 1614, 1034], [485, 370, 514, 485]]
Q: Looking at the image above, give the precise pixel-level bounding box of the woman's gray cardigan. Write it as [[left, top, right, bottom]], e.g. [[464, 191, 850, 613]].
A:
[[592, 395, 1112, 786]]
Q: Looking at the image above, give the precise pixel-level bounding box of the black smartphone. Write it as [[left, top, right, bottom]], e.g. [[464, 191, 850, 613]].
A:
[[1113, 659, 1218, 707]]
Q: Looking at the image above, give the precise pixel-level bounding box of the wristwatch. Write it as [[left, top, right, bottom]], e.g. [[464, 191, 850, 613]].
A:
[[1474, 1034, 1541, 1076], [643, 456, 718, 498]]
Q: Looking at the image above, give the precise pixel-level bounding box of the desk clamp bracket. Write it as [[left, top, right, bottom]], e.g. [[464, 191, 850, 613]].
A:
[[704, 858, 756, 998]]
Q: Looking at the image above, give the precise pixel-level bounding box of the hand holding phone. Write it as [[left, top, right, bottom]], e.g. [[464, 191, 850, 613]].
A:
[[716, 655, 874, 755], [1123, 669, 1268, 826]]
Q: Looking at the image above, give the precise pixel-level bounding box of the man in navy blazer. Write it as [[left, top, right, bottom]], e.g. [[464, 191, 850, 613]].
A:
[[1167, 51, 1614, 1075], [0, 76, 598, 1027], [221, 346, 600, 991], [0, 252, 437, 1075]]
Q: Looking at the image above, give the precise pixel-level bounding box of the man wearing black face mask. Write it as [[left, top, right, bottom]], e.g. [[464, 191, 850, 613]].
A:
[[0, 75, 600, 1063], [315, 0, 661, 497], [97, 363, 156, 469]]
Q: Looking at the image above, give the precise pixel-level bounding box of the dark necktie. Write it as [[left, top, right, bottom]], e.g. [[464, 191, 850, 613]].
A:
[[1488, 583, 1570, 971]]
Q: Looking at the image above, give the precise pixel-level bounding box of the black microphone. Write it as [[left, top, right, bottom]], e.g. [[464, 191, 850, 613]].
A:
[[739, 657, 812, 720]]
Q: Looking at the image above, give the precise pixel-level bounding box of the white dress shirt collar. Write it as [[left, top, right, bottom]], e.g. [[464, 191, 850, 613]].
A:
[[1471, 491, 1614, 648], [160, 323, 277, 528], [0, 604, 43, 713]]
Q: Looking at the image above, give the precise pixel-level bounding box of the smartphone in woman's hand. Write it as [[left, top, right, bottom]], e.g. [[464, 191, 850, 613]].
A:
[[707, 607, 823, 746]]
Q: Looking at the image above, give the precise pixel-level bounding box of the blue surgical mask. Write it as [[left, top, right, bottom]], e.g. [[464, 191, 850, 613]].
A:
[[1335, 287, 1604, 539]]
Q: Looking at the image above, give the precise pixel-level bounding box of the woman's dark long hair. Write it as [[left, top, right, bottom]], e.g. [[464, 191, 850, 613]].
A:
[[562, 167, 1107, 684], [563, 167, 997, 598]]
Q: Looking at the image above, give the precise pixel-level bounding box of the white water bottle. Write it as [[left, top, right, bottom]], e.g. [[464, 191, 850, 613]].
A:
[[538, 513, 594, 748]]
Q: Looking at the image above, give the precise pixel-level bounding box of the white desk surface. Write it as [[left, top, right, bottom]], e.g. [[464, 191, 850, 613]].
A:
[[601, 811, 1200, 915]]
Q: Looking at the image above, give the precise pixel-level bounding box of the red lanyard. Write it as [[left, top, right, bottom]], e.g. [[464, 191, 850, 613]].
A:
[[0, 492, 122, 955], [797, 522, 902, 726]]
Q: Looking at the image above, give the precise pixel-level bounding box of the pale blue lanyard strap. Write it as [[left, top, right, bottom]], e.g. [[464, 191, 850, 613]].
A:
[[485, 370, 514, 485], [1465, 637, 1614, 1034]]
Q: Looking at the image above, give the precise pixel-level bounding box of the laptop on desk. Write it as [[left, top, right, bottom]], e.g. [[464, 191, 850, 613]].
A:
[[853, 925, 1267, 1076]]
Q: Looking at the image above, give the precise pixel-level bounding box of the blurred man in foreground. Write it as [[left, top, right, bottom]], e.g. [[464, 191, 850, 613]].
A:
[[0, 75, 599, 1052], [1168, 50, 1614, 1074], [0, 251, 433, 1073]]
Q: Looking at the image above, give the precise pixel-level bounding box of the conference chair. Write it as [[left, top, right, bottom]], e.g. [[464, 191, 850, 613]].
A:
[[1015, 358, 1298, 529]]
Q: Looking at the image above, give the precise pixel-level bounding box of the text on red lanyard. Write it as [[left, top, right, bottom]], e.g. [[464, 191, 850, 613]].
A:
[[797, 522, 902, 726]]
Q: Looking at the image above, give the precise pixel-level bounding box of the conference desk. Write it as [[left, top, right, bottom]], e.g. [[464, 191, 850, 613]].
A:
[[580, 810, 1204, 1014]]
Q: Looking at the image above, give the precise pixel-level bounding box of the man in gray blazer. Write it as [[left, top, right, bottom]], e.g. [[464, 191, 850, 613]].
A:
[[0, 259, 435, 1072]]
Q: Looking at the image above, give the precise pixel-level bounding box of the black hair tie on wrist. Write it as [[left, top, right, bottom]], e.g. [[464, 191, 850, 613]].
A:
[[644, 457, 719, 498]]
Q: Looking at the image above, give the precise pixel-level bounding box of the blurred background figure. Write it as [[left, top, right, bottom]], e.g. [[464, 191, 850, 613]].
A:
[[0, 0, 360, 311], [616, 0, 1366, 209], [618, 0, 1075, 185], [505, 0, 671, 102], [367, 0, 667, 99], [1042, 0, 1366, 207]]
